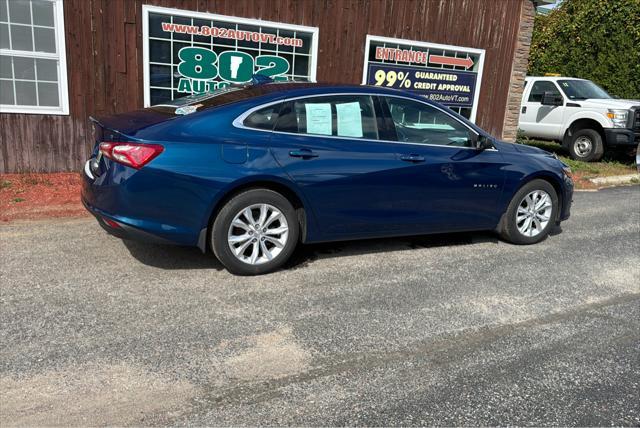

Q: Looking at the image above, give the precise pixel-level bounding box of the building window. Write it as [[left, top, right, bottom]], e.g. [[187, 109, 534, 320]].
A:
[[0, 0, 69, 115], [142, 5, 319, 107]]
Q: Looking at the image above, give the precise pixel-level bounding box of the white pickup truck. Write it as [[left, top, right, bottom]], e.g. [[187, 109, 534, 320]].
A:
[[519, 76, 640, 161]]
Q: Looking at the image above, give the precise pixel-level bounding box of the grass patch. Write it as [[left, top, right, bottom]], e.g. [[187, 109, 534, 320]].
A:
[[12, 197, 25, 203], [518, 138, 636, 178], [1, 180, 11, 189], [521, 139, 566, 155]]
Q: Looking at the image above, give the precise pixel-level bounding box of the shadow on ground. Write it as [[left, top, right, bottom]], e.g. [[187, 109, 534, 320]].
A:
[[121, 230, 528, 272], [283, 231, 503, 271], [123, 239, 225, 271]]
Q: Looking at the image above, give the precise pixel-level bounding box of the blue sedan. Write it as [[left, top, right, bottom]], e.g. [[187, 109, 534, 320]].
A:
[[82, 81, 574, 275]]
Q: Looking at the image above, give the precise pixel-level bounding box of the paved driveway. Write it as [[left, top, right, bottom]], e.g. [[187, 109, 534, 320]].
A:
[[1, 186, 639, 426]]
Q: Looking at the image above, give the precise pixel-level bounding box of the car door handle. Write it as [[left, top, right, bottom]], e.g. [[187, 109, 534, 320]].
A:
[[400, 154, 425, 163], [289, 149, 318, 158]]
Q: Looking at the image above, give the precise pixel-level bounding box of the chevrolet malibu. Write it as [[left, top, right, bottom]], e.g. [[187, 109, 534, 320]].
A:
[[82, 82, 574, 275]]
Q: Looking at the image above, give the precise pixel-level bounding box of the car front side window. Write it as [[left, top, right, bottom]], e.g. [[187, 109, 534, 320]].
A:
[[382, 97, 475, 147], [275, 95, 379, 140]]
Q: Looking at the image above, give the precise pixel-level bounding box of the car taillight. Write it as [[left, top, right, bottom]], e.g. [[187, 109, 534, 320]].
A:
[[99, 142, 163, 169]]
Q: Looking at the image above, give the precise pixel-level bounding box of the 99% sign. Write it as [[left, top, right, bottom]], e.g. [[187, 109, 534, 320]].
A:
[[373, 69, 412, 88]]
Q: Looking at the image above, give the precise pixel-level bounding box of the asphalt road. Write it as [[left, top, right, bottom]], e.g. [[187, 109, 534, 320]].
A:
[[1, 186, 639, 426]]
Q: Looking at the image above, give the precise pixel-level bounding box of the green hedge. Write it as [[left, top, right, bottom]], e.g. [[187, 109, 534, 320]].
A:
[[528, 0, 640, 99]]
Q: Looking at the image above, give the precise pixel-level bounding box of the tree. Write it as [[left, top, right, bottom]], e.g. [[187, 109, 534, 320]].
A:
[[528, 0, 640, 99]]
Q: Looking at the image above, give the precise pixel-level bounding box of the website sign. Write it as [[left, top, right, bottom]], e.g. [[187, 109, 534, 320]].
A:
[[142, 6, 318, 106]]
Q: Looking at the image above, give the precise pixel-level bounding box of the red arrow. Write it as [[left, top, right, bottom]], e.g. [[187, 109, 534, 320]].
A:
[[428, 54, 473, 69]]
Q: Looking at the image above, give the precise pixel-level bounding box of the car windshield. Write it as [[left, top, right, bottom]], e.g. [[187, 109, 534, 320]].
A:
[[557, 80, 611, 100]]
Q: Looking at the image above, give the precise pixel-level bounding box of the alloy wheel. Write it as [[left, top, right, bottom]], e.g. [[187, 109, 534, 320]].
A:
[[516, 190, 553, 237], [227, 203, 289, 265]]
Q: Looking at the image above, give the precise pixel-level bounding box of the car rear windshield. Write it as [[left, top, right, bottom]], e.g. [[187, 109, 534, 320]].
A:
[[558, 80, 611, 100], [148, 84, 282, 115]]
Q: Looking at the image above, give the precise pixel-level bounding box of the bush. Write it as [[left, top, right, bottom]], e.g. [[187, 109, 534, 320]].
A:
[[515, 129, 529, 144], [528, 0, 640, 99]]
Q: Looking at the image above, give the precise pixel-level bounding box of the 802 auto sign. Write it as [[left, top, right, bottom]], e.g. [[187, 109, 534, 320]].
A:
[[142, 5, 319, 106], [175, 48, 289, 93]]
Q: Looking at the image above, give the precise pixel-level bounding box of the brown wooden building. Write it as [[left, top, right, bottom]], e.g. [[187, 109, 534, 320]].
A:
[[0, 0, 543, 173]]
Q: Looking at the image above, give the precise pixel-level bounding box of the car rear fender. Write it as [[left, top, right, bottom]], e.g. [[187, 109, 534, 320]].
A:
[[198, 175, 317, 252]]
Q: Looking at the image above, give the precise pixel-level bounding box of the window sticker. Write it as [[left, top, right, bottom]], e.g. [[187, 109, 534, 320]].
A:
[[336, 102, 363, 138], [174, 103, 203, 115], [305, 103, 332, 135]]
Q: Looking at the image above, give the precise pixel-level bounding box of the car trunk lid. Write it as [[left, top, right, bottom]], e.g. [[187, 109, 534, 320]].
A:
[[88, 110, 174, 178]]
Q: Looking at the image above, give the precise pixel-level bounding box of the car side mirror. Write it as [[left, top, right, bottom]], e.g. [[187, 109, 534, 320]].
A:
[[541, 91, 563, 106], [473, 135, 493, 151]]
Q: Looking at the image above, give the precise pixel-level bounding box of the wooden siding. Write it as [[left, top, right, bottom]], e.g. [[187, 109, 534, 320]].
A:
[[0, 0, 525, 172]]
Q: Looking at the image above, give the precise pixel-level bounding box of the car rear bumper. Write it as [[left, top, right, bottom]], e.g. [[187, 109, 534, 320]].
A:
[[604, 128, 639, 147], [81, 159, 206, 248], [82, 197, 177, 246]]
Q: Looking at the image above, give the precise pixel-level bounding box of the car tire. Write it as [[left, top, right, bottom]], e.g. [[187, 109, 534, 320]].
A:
[[212, 188, 299, 275], [499, 179, 558, 245], [568, 128, 604, 162]]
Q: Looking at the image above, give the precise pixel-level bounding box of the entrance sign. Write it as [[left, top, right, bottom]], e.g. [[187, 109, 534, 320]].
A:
[[362, 35, 485, 121], [142, 5, 319, 107]]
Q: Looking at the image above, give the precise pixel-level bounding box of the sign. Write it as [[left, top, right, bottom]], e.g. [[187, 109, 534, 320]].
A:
[[366, 63, 477, 107], [142, 5, 319, 107], [362, 35, 485, 121]]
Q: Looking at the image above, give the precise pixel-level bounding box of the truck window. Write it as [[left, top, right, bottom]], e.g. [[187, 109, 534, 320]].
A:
[[528, 81, 561, 103], [557, 80, 612, 100]]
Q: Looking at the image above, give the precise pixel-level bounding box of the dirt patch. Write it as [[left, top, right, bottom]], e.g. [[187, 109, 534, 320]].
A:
[[572, 171, 599, 190], [225, 328, 312, 381], [0, 362, 196, 426], [0, 173, 86, 222]]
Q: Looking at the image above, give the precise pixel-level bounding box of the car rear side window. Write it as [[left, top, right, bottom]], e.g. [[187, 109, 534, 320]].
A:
[[528, 81, 561, 103], [382, 97, 475, 147], [275, 95, 379, 140], [243, 104, 282, 131]]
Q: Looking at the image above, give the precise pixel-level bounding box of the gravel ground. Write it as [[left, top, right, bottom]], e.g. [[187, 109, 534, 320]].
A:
[[1, 185, 639, 426]]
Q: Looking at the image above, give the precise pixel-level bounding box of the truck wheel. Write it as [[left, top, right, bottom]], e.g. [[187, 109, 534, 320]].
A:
[[568, 129, 604, 162]]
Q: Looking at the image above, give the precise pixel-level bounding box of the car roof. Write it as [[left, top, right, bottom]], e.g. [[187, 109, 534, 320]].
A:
[[160, 81, 440, 114], [151, 81, 487, 137], [227, 81, 486, 135], [235, 81, 430, 100], [525, 76, 588, 82]]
